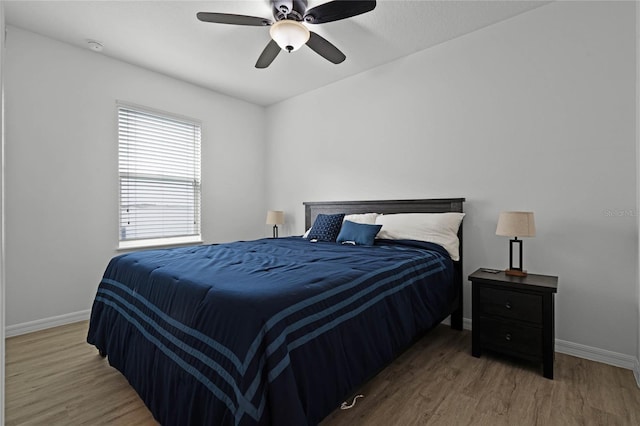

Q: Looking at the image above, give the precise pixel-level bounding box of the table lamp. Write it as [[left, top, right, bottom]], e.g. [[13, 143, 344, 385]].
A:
[[266, 210, 285, 238], [496, 211, 536, 277]]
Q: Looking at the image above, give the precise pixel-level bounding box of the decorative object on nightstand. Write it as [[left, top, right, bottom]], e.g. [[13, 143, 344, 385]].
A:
[[496, 211, 535, 277], [469, 268, 558, 379], [266, 210, 285, 238]]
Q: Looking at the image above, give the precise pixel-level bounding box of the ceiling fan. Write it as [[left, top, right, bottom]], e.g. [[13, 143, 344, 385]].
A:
[[197, 0, 377, 69]]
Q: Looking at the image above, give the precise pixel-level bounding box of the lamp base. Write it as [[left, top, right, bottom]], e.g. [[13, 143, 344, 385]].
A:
[[505, 269, 528, 277]]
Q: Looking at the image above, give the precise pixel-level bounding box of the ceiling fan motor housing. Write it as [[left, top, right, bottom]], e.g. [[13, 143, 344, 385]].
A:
[[272, 0, 308, 21]]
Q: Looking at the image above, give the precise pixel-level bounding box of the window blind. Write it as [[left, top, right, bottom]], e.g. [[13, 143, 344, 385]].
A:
[[118, 105, 201, 245]]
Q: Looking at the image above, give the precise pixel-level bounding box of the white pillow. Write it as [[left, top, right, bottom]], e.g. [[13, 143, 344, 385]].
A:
[[375, 213, 465, 261], [344, 213, 379, 225]]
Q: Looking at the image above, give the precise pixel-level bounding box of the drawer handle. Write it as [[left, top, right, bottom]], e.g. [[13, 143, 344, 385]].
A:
[[505, 333, 512, 341], [505, 301, 512, 309]]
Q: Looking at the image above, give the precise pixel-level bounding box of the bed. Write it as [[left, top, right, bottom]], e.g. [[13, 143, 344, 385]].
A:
[[87, 198, 465, 425]]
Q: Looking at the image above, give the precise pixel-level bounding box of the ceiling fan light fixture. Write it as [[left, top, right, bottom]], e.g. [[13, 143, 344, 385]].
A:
[[269, 20, 310, 52]]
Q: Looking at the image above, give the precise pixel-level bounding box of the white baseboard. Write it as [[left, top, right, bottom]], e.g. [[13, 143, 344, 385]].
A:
[[463, 317, 472, 330], [555, 339, 639, 371], [5, 309, 90, 338], [634, 358, 640, 388]]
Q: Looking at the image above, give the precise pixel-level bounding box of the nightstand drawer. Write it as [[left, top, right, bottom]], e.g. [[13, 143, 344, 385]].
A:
[[479, 316, 542, 359], [478, 287, 542, 324]]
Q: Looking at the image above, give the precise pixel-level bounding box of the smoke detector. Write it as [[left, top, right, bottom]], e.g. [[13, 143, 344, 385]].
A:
[[86, 40, 103, 52]]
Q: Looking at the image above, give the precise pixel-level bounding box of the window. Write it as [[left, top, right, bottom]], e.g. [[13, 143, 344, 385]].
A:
[[118, 104, 201, 249]]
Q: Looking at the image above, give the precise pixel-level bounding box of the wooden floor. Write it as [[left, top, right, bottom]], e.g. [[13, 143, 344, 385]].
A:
[[5, 321, 640, 425]]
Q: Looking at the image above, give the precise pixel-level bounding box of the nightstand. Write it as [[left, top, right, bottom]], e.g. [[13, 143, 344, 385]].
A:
[[469, 268, 558, 379]]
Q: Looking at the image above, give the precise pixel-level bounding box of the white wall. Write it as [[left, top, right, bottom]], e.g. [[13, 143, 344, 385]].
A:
[[265, 1, 638, 358], [3, 1, 638, 372], [637, 0, 640, 385], [0, 1, 6, 421], [4, 26, 266, 328]]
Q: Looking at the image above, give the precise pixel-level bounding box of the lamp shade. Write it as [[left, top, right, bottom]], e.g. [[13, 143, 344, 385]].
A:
[[269, 20, 310, 52], [496, 211, 536, 237], [266, 210, 285, 225]]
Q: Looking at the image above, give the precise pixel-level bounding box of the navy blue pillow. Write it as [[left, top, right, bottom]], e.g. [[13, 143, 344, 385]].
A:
[[307, 213, 345, 242], [336, 220, 383, 246]]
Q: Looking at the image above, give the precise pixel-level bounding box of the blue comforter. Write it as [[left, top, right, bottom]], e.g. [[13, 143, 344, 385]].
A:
[[87, 237, 455, 425]]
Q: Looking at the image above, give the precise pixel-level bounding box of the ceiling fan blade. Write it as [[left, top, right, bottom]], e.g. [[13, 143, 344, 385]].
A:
[[303, 0, 376, 24], [197, 12, 272, 26], [255, 40, 281, 69], [306, 31, 345, 64]]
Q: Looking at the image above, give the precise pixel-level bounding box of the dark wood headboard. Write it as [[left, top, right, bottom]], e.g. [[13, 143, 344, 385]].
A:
[[303, 198, 465, 330]]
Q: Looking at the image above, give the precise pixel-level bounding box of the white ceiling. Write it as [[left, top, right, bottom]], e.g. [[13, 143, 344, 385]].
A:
[[5, 0, 549, 106]]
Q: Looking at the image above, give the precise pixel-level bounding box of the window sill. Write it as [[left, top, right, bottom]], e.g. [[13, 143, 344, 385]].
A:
[[118, 235, 203, 251]]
